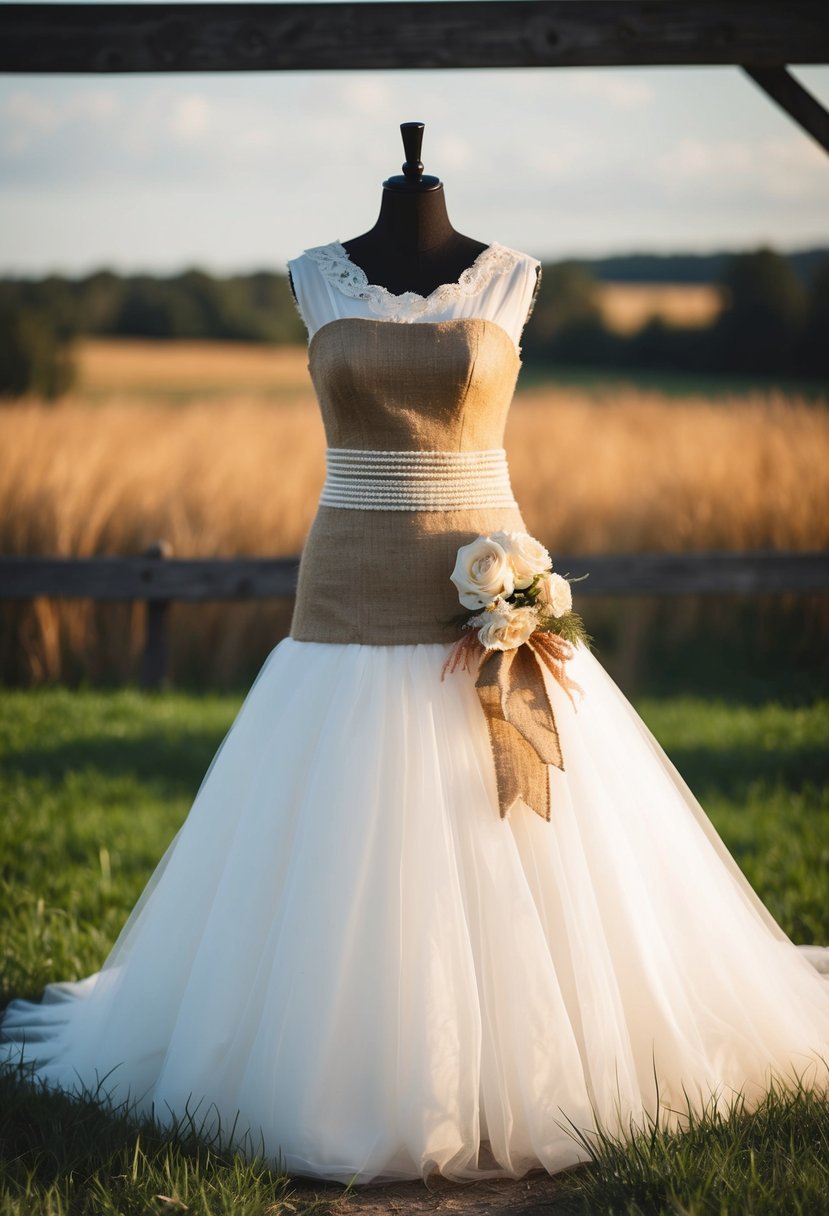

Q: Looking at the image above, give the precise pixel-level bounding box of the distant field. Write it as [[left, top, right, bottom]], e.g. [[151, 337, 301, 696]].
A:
[[1, 338, 827, 684], [596, 281, 725, 334], [75, 338, 314, 403]]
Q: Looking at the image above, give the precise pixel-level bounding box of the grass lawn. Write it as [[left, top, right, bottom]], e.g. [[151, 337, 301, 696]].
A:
[[1, 688, 828, 1215]]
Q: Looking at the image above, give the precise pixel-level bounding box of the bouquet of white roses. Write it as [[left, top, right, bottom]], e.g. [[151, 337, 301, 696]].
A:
[[449, 530, 589, 654]]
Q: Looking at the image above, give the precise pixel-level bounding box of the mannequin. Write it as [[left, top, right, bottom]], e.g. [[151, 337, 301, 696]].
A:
[[340, 120, 489, 297], [288, 121, 541, 303]]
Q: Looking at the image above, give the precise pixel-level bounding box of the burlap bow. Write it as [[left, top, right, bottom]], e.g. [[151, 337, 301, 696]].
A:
[[443, 631, 581, 820]]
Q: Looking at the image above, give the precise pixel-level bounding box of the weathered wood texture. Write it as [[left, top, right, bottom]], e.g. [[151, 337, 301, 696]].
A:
[[0, 555, 300, 600], [741, 64, 829, 154], [2, 552, 828, 600], [1, 2, 828, 74], [141, 541, 172, 689]]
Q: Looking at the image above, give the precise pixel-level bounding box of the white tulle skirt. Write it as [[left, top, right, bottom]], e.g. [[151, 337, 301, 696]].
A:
[[2, 638, 829, 1183]]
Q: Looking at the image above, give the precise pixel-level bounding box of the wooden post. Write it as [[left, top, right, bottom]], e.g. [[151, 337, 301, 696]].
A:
[[741, 65, 829, 155], [141, 540, 172, 689]]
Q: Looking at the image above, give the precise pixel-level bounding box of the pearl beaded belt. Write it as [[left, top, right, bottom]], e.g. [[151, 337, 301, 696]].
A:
[[319, 447, 518, 512]]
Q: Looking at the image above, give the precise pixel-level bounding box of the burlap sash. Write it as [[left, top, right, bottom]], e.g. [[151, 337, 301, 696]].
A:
[[475, 644, 562, 820], [444, 631, 581, 821]]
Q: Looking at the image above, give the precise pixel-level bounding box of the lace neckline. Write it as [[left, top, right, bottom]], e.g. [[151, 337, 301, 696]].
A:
[[302, 239, 521, 321]]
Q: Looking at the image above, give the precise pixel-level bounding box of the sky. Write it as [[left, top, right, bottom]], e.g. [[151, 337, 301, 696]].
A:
[[1, 32, 828, 276]]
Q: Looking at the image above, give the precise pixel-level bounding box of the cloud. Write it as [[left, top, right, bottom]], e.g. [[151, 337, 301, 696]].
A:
[[338, 78, 395, 114], [1, 66, 826, 274], [432, 134, 472, 172], [663, 137, 754, 180], [563, 71, 655, 109], [170, 94, 212, 141], [0, 88, 119, 154], [657, 133, 827, 199]]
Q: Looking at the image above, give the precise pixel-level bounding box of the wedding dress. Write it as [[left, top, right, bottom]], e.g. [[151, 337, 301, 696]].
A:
[[2, 239, 829, 1185]]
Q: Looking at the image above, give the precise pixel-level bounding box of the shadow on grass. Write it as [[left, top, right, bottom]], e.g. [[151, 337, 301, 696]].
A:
[[652, 738, 829, 803], [5, 703, 828, 811], [6, 737, 826, 850], [5, 724, 230, 801]]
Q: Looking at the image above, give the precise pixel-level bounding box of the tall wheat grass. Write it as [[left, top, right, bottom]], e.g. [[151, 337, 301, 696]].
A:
[[1, 340, 827, 684], [508, 384, 828, 554]]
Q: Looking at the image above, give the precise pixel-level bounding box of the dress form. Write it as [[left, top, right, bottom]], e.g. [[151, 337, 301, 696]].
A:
[[341, 122, 488, 298], [289, 121, 540, 307]]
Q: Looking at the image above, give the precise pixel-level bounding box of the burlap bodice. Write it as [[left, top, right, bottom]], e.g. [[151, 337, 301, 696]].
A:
[[307, 316, 519, 452], [291, 316, 529, 644]]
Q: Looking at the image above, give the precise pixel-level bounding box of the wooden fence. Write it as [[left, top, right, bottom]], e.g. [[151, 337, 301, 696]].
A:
[[2, 548, 828, 687]]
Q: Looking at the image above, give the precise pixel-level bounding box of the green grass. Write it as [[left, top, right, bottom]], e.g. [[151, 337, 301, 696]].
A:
[[1, 688, 239, 1003], [1, 688, 828, 1214], [556, 1079, 829, 1216], [635, 698, 829, 945], [0, 1064, 326, 1216]]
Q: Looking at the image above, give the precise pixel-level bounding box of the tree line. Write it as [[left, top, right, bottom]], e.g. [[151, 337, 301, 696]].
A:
[[1, 245, 827, 399], [524, 247, 829, 379]]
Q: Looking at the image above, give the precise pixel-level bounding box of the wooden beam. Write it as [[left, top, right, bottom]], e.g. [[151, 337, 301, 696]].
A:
[[560, 552, 829, 597], [1, 2, 828, 75], [2, 552, 828, 600], [741, 64, 829, 154], [0, 555, 301, 600]]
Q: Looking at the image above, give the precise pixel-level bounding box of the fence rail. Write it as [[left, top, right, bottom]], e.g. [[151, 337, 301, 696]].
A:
[[2, 548, 828, 686], [3, 549, 829, 601]]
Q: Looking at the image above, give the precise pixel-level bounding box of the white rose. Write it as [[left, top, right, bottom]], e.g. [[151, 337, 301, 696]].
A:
[[476, 600, 538, 651], [489, 530, 552, 589], [538, 572, 572, 618], [451, 536, 515, 610]]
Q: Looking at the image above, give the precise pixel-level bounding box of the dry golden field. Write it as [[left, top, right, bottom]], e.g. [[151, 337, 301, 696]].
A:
[[74, 338, 314, 402], [1, 338, 827, 684], [5, 337, 827, 557], [596, 282, 725, 335]]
